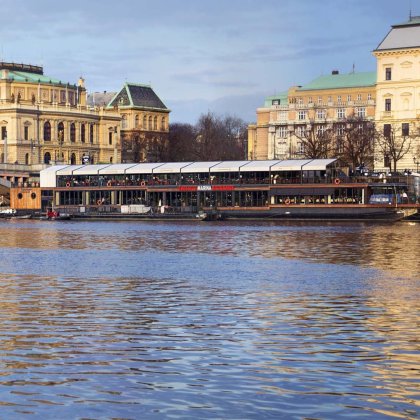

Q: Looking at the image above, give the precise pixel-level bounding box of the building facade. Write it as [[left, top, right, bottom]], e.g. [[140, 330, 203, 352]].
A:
[[373, 16, 420, 171], [104, 83, 170, 163], [0, 62, 121, 167], [248, 72, 376, 162]]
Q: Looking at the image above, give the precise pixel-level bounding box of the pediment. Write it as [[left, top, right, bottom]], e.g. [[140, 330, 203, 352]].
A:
[[400, 61, 413, 68]]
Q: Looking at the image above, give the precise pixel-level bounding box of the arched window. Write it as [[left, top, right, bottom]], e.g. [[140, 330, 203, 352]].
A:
[[70, 153, 76, 164], [58, 122, 65, 143], [43, 121, 51, 141], [1, 153, 4, 163], [135, 115, 139, 128], [44, 152, 51, 164], [161, 117, 166, 131], [90, 124, 94, 143], [148, 116, 152, 130], [143, 115, 147, 129], [110, 156, 113, 163], [25, 153, 29, 165], [154, 116, 157, 130], [81, 124, 86, 143], [70, 123, 76, 142]]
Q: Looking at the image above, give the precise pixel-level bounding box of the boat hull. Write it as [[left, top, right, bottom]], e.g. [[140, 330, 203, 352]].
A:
[[217, 205, 406, 221]]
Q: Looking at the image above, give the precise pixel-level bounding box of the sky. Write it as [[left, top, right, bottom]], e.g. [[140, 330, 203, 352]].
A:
[[0, 0, 417, 123]]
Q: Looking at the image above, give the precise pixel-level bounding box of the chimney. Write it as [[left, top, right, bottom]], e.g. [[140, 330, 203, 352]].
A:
[[332, 70, 339, 75]]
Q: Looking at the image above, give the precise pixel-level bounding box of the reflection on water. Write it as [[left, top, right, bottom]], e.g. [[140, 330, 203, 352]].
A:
[[0, 220, 418, 418]]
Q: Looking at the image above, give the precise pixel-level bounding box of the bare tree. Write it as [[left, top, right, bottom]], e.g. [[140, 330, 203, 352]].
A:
[[375, 123, 413, 172], [167, 123, 197, 161], [294, 123, 335, 159], [335, 118, 375, 170]]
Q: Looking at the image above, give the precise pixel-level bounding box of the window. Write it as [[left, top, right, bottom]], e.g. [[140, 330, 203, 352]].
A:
[[90, 124, 94, 143], [356, 107, 366, 118], [1, 127, 6, 140], [81, 124, 86, 143], [357, 94, 362, 101], [148, 116, 152, 130], [367, 93, 372, 101], [317, 97, 322, 105], [70, 123, 76, 142], [143, 115, 147, 129], [385, 98, 391, 111], [347, 95, 351, 102], [384, 124, 391, 138], [402, 123, 409, 136], [358, 123, 363, 132], [296, 126, 306, 137], [316, 109, 326, 119], [135, 115, 139, 128], [161, 117, 166, 130], [109, 131, 113, 145], [154, 116, 158, 130], [25, 153, 29, 165], [316, 125, 326, 135], [297, 142, 305, 154], [337, 95, 342, 103], [297, 98, 303, 105], [308, 97, 312, 104], [43, 122, 51, 141], [277, 126, 288, 138], [337, 108, 345, 119], [272, 99, 280, 106], [24, 126, 29, 140], [328, 96, 332, 102], [336, 124, 345, 136], [298, 110, 306, 120], [44, 152, 51, 164], [385, 67, 392, 81], [278, 111, 288, 121]]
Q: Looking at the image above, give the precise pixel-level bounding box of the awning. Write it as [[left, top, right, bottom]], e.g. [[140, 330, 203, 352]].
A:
[[72, 164, 112, 175], [98, 164, 138, 175], [180, 161, 222, 173], [210, 160, 251, 172], [239, 160, 282, 172], [153, 162, 194, 174]]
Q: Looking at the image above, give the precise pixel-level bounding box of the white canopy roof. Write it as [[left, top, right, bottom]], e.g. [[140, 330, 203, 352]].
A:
[[72, 164, 112, 175], [153, 162, 194, 174], [40, 165, 70, 188], [125, 163, 165, 174], [210, 161, 251, 172], [301, 159, 337, 171], [56, 165, 84, 176], [98, 164, 138, 175], [271, 159, 313, 171], [239, 160, 282, 172], [40, 159, 339, 188], [180, 161, 222, 173]]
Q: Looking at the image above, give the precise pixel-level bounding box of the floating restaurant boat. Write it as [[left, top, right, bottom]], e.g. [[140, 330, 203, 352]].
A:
[[10, 159, 419, 221]]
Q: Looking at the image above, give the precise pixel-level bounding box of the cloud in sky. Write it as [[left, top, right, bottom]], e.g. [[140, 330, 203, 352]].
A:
[[0, 0, 413, 122]]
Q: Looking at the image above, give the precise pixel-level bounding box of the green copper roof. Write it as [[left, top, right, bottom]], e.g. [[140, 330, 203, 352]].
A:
[[5, 70, 65, 85], [264, 91, 288, 107], [298, 71, 377, 91]]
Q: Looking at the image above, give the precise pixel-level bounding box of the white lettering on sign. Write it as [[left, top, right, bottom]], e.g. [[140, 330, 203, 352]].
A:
[[197, 185, 212, 191]]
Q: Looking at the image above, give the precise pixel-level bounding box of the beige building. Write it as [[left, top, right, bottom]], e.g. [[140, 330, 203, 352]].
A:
[[248, 71, 376, 161], [0, 62, 121, 166], [91, 83, 170, 162], [373, 15, 420, 171]]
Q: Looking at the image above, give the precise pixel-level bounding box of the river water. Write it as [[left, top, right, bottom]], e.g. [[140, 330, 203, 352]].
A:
[[0, 219, 418, 419]]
